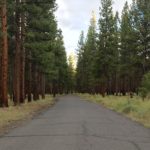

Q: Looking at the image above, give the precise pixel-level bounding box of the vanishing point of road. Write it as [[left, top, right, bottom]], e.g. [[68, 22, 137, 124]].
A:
[[0, 95, 150, 150]]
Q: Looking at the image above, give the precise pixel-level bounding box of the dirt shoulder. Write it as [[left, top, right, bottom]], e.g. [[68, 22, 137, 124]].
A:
[[0, 95, 55, 135]]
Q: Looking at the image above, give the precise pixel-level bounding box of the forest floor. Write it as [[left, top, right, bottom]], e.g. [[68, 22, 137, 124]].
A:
[[0, 95, 54, 135], [78, 94, 150, 128]]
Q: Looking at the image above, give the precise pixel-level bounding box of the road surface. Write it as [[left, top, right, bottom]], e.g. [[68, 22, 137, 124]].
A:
[[0, 95, 150, 150]]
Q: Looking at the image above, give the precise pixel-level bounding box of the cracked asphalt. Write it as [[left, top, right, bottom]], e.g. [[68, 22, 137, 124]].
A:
[[0, 95, 150, 150]]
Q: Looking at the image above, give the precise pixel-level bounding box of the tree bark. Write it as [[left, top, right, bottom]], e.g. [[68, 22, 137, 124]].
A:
[[13, 0, 21, 105], [33, 65, 39, 101], [27, 52, 32, 102], [0, 1, 8, 107], [20, 4, 25, 103], [41, 73, 45, 99]]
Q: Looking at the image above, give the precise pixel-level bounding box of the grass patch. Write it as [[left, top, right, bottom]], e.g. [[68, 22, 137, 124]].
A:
[[78, 94, 150, 128], [0, 95, 54, 133]]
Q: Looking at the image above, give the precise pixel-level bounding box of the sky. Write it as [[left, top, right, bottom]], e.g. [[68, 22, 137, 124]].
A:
[[55, 0, 132, 56]]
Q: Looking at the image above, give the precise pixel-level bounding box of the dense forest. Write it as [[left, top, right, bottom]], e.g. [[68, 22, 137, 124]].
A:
[[0, 0, 74, 107], [0, 0, 149, 107], [76, 0, 150, 98]]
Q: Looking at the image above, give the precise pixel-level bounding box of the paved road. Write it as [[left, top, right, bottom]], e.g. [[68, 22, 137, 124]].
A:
[[0, 95, 150, 150]]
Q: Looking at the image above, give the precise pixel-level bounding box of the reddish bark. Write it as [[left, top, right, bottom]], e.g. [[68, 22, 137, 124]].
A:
[[20, 8, 25, 103], [27, 54, 32, 102], [0, 2, 8, 107], [33, 65, 39, 101], [40, 73, 45, 99], [13, 0, 21, 105], [0, 54, 2, 106]]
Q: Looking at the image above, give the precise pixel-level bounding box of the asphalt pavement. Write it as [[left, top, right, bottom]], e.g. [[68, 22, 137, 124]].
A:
[[0, 95, 150, 150]]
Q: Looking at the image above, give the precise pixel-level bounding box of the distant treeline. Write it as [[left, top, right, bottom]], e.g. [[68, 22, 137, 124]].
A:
[[76, 0, 150, 96]]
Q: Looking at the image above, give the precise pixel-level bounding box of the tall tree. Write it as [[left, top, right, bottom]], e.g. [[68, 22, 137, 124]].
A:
[[51, 29, 68, 96], [20, 0, 26, 103], [112, 11, 120, 95], [13, 0, 21, 105], [67, 54, 76, 93], [136, 0, 150, 74], [25, 0, 57, 100], [0, 0, 8, 107], [120, 1, 141, 95], [97, 0, 116, 96], [76, 31, 85, 92], [84, 11, 97, 93], [75, 0, 150, 96]]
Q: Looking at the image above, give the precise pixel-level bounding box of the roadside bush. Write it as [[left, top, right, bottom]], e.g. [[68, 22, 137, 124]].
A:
[[139, 72, 150, 100], [121, 102, 137, 114]]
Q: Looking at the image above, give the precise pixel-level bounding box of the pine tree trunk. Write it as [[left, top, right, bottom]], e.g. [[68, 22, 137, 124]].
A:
[[0, 53, 2, 107], [20, 7, 25, 103], [13, 0, 21, 105], [1, 2, 8, 107], [33, 65, 39, 101], [41, 73, 45, 99], [115, 72, 119, 96], [37, 71, 40, 99], [27, 53, 32, 102], [52, 80, 56, 97]]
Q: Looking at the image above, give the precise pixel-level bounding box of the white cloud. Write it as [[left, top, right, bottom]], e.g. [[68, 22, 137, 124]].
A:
[[55, 0, 132, 56]]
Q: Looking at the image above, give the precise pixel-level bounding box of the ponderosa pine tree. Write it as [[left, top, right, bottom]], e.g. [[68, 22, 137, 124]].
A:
[[120, 2, 133, 95], [0, 0, 8, 107], [7, 0, 15, 102], [20, 0, 26, 103], [112, 11, 120, 95], [76, 31, 85, 92], [136, 0, 150, 74], [67, 54, 76, 93], [75, 0, 149, 97], [50, 29, 68, 96], [83, 11, 97, 93], [56, 30, 68, 94], [25, 0, 58, 100], [0, 0, 71, 107], [97, 0, 116, 96], [120, 1, 140, 95]]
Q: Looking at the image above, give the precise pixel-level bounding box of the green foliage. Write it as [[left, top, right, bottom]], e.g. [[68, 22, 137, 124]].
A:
[[97, 0, 115, 79], [5, 0, 70, 101], [76, 13, 97, 93], [139, 87, 148, 100], [24, 1, 69, 93], [76, 0, 150, 96], [67, 55, 76, 93], [76, 31, 85, 92], [139, 72, 150, 99]]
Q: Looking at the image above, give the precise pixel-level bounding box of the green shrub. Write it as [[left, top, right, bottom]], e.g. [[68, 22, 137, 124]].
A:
[[139, 72, 150, 100], [122, 102, 137, 113], [139, 87, 148, 100]]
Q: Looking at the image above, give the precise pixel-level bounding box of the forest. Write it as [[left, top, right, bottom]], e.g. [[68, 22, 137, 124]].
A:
[[0, 0, 149, 108], [76, 0, 150, 98], [0, 0, 74, 107]]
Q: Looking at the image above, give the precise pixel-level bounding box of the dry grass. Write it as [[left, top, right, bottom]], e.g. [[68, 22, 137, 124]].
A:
[[0, 95, 54, 132], [78, 94, 150, 128]]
